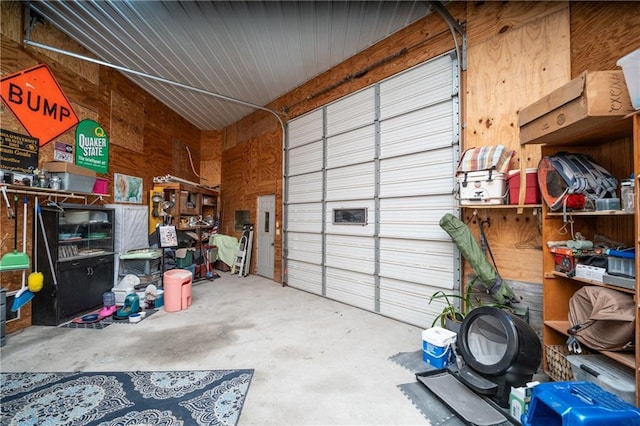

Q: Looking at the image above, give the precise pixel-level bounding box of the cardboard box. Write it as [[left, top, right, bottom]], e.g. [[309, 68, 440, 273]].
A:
[[509, 386, 526, 421], [519, 71, 635, 145], [43, 161, 96, 178], [509, 382, 539, 421]]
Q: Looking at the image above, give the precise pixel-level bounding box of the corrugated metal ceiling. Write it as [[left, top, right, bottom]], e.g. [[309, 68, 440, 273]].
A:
[[28, 1, 431, 130]]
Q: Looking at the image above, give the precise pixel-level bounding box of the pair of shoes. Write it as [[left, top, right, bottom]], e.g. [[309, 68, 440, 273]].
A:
[[116, 293, 140, 318], [98, 305, 118, 320]]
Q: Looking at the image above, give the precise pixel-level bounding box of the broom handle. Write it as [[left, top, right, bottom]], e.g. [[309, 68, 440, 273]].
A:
[[21, 196, 27, 288], [33, 197, 38, 273], [1, 186, 13, 218], [37, 200, 58, 288], [22, 196, 27, 254], [13, 195, 18, 250]]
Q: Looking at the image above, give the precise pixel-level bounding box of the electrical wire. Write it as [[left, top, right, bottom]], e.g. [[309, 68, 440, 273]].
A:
[[185, 146, 202, 180]]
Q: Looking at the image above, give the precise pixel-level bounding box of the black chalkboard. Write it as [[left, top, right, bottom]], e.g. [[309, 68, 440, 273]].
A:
[[0, 129, 39, 174]]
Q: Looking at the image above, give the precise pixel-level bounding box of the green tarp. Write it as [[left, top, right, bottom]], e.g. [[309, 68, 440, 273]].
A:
[[439, 213, 517, 305]]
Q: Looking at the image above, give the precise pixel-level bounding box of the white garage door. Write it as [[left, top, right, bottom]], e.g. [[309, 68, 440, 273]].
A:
[[285, 53, 460, 328]]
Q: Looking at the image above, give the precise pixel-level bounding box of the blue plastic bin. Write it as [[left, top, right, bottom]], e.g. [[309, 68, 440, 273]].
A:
[[522, 382, 640, 426]]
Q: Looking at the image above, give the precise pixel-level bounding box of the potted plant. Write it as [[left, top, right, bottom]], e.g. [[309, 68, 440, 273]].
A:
[[429, 276, 528, 334], [428, 277, 482, 333]]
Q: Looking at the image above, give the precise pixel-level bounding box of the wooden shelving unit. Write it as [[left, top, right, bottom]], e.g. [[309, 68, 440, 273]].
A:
[[2, 183, 109, 205], [151, 181, 220, 282], [523, 111, 640, 406], [154, 182, 219, 231]]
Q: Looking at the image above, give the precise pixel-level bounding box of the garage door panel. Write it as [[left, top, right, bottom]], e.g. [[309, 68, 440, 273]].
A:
[[379, 278, 453, 327], [326, 87, 375, 136], [288, 109, 324, 148], [380, 103, 453, 159], [379, 149, 455, 198], [379, 196, 456, 240], [326, 163, 375, 201], [287, 232, 323, 263], [379, 54, 454, 119], [287, 260, 323, 295], [289, 141, 324, 175], [288, 172, 323, 203], [325, 235, 374, 274], [327, 125, 375, 169], [287, 203, 323, 233], [286, 54, 458, 329], [379, 238, 455, 289], [325, 268, 375, 310]]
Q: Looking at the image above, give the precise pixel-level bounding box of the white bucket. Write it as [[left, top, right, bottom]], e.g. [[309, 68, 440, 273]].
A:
[[422, 327, 457, 368]]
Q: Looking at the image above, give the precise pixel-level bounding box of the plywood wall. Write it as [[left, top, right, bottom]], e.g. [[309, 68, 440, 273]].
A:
[[218, 2, 466, 282], [2, 1, 639, 331], [219, 128, 282, 277], [201, 130, 223, 189], [570, 2, 640, 76], [0, 2, 203, 333], [463, 2, 571, 284], [216, 1, 640, 290], [466, 2, 570, 168]]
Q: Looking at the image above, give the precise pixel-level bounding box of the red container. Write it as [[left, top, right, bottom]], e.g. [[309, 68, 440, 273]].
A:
[[92, 177, 108, 194], [508, 169, 540, 204]]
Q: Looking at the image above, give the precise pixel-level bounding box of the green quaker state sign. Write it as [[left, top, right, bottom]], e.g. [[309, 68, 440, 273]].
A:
[[75, 119, 109, 174]]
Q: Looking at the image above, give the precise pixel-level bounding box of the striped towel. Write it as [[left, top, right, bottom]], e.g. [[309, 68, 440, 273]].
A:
[[457, 145, 514, 174]]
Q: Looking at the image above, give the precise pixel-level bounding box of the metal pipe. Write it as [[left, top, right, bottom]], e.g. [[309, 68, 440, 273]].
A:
[[427, 1, 466, 36], [427, 0, 465, 297], [22, 39, 285, 127], [426, 1, 466, 71], [22, 38, 289, 283]]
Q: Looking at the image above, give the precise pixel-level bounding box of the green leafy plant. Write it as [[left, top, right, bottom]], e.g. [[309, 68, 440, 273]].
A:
[[428, 277, 482, 328], [429, 276, 526, 330]]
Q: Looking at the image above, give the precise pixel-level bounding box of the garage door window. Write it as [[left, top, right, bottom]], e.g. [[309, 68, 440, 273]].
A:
[[333, 208, 367, 225]]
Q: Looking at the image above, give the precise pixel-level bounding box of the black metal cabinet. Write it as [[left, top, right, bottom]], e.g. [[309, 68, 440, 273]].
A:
[[32, 204, 115, 325]]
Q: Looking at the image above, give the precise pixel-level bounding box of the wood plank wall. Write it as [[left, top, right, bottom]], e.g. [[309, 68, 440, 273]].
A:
[[216, 1, 640, 289], [463, 2, 570, 286], [201, 131, 223, 189], [1, 1, 639, 332], [570, 2, 640, 77], [461, 0, 640, 290], [0, 2, 204, 333], [219, 2, 466, 280]]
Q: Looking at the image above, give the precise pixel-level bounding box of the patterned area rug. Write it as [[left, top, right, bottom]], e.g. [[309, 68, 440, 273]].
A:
[[0, 369, 254, 425]]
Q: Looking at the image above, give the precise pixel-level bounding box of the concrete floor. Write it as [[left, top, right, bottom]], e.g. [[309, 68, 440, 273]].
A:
[[1, 272, 429, 425]]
